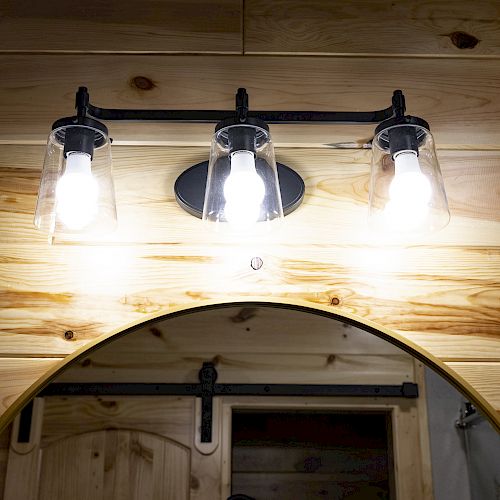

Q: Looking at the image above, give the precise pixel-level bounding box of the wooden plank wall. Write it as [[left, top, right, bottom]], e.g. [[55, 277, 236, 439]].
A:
[[55, 307, 416, 385], [0, 0, 499, 428]]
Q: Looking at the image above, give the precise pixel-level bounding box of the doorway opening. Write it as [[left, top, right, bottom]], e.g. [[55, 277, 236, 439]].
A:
[[231, 409, 395, 499]]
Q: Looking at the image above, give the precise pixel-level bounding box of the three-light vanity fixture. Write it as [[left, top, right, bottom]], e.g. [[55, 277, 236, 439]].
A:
[[34, 87, 449, 237]]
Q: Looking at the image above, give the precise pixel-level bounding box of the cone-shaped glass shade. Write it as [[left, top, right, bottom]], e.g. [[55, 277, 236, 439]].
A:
[[202, 124, 284, 229], [369, 124, 449, 233], [34, 124, 117, 237]]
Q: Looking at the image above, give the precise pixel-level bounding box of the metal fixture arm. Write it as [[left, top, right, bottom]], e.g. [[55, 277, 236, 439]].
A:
[[74, 87, 400, 125]]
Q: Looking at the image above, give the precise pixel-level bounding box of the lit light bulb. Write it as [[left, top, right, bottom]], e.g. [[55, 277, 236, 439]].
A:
[[384, 150, 432, 230], [56, 152, 99, 230], [223, 150, 265, 225]]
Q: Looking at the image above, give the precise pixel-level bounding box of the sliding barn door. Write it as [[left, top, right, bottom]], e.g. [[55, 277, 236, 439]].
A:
[[4, 396, 220, 500], [37, 429, 189, 499]]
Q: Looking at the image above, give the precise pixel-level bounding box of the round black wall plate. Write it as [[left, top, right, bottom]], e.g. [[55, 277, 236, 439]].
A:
[[174, 160, 305, 219]]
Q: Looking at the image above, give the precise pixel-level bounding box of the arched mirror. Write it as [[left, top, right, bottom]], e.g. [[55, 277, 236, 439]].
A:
[[1, 304, 498, 500]]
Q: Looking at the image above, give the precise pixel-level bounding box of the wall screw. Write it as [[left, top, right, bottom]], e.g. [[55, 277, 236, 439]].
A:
[[250, 257, 263, 270]]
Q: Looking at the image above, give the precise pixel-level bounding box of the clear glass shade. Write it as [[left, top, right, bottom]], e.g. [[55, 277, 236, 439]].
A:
[[202, 124, 284, 229], [34, 125, 117, 236], [369, 124, 450, 234]]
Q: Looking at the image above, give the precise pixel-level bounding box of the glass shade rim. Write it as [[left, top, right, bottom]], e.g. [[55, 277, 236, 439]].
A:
[[214, 123, 270, 149], [50, 124, 110, 151], [373, 122, 431, 152]]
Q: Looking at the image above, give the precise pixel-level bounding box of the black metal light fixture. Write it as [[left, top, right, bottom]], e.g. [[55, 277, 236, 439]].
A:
[[369, 91, 449, 233], [34, 87, 449, 237]]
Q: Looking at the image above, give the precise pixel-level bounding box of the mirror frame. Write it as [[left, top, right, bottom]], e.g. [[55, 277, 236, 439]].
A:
[[1, 298, 498, 434]]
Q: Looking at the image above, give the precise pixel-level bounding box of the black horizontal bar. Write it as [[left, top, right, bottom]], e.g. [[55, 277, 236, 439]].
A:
[[215, 383, 418, 398], [87, 104, 395, 125], [40, 382, 417, 398]]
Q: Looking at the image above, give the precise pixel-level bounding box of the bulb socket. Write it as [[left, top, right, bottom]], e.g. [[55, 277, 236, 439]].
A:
[[388, 126, 419, 158], [62, 126, 96, 159], [374, 115, 429, 156], [228, 126, 257, 155], [51, 116, 108, 156]]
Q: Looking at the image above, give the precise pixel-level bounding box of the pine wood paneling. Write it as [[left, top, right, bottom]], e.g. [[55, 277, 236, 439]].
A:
[[446, 362, 500, 413], [232, 473, 388, 499], [232, 446, 388, 473], [0, 425, 10, 500], [1, 146, 499, 245], [404, 333, 500, 362], [0, 2, 499, 436], [245, 0, 500, 57], [0, 359, 61, 415], [54, 306, 413, 384], [1, 56, 500, 148], [37, 396, 220, 500], [37, 430, 190, 500], [0, 146, 498, 377], [56, 353, 413, 385], [41, 396, 194, 448], [0, 0, 242, 54]]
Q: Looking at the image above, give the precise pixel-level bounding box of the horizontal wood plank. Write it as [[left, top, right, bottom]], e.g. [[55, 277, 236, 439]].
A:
[[57, 352, 414, 385], [232, 472, 390, 498], [446, 362, 500, 412], [404, 332, 500, 362], [0, 358, 61, 415], [0, 0, 242, 54], [245, 0, 500, 57], [1, 56, 500, 148], [41, 396, 194, 448], [1, 146, 499, 245], [232, 446, 388, 474], [67, 306, 403, 356], [0, 241, 498, 355]]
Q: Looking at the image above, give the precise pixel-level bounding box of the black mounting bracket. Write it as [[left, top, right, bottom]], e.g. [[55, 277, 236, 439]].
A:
[[52, 87, 411, 131], [41, 362, 418, 443]]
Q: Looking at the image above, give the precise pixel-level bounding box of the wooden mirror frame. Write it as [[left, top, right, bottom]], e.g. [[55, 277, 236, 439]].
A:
[[1, 297, 498, 434]]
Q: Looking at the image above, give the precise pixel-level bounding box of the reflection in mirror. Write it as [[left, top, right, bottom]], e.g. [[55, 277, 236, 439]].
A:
[[1, 305, 499, 500]]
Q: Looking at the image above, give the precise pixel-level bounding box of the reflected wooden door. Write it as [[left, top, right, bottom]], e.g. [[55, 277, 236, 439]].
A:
[[4, 396, 219, 500], [37, 429, 189, 500]]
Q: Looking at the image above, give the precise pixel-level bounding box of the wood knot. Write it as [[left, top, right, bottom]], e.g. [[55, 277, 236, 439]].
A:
[[330, 297, 340, 306], [211, 355, 221, 366], [99, 400, 117, 409], [447, 31, 480, 50], [326, 354, 336, 365], [131, 76, 156, 91], [230, 307, 258, 323], [190, 475, 200, 490], [150, 327, 162, 338]]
